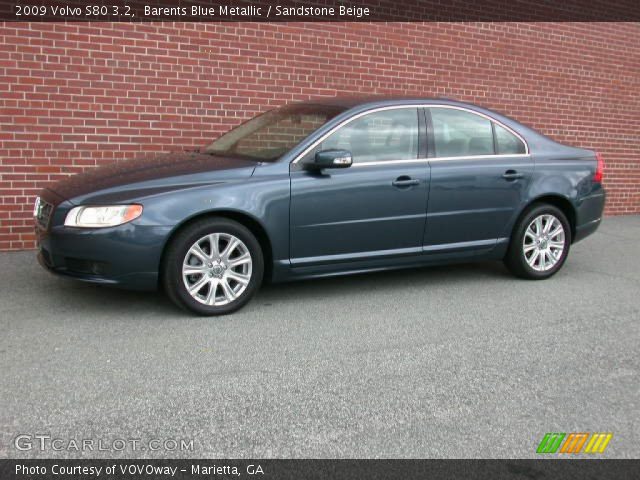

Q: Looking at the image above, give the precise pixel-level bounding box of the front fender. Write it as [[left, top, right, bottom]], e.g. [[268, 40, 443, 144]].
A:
[[138, 164, 291, 265]]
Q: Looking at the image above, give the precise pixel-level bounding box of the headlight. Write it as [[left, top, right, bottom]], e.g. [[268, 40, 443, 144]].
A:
[[64, 205, 143, 228]]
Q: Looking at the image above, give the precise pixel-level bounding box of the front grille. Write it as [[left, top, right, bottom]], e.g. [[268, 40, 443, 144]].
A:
[[35, 198, 53, 229]]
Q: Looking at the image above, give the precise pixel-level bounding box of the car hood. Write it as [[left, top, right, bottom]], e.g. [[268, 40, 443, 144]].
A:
[[47, 152, 258, 202]]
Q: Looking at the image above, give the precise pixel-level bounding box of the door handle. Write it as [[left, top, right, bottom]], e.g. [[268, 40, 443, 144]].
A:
[[502, 170, 524, 180], [392, 176, 420, 188]]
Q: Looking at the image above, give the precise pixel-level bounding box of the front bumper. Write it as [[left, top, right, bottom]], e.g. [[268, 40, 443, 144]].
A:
[[36, 220, 172, 291]]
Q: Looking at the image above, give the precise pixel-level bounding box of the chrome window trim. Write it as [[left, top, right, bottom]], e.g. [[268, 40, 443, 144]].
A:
[[348, 153, 530, 168], [428, 153, 530, 162], [350, 159, 428, 167], [290, 104, 530, 165]]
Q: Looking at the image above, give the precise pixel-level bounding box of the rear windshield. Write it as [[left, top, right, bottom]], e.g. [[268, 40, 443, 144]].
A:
[[205, 104, 346, 162]]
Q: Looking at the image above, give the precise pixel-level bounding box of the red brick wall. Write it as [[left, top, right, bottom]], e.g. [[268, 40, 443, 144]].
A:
[[1, 22, 638, 250]]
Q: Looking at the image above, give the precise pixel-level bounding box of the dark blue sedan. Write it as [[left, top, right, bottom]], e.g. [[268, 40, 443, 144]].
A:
[[34, 98, 606, 315]]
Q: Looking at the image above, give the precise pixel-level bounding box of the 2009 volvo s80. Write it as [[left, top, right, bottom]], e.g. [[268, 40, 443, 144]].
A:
[[34, 98, 605, 315]]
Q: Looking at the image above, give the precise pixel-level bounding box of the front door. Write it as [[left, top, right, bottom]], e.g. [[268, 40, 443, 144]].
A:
[[290, 107, 429, 266]]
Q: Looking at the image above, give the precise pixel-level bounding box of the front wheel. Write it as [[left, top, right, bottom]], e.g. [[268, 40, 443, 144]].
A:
[[162, 218, 264, 315], [504, 204, 571, 280]]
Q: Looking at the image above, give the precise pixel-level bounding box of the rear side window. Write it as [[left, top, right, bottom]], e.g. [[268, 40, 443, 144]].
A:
[[430, 108, 494, 157], [494, 123, 527, 154]]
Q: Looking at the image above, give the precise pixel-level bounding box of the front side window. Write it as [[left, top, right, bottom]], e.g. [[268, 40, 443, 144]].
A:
[[205, 104, 345, 162], [310, 108, 419, 164], [495, 123, 527, 154], [431, 108, 494, 157]]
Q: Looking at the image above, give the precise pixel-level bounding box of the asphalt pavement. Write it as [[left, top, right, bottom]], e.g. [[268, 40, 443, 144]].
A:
[[1, 216, 638, 458]]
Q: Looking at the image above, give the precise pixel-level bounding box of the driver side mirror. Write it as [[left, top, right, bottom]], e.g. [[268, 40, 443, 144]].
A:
[[313, 149, 353, 169]]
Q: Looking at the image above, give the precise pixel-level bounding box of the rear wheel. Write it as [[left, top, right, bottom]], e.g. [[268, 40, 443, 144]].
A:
[[162, 218, 263, 315], [505, 204, 571, 280]]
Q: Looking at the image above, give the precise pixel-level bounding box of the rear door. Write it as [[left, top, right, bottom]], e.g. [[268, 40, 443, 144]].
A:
[[423, 106, 533, 253]]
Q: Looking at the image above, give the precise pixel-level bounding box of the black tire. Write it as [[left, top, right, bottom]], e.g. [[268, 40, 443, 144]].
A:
[[504, 203, 572, 280], [162, 217, 264, 315]]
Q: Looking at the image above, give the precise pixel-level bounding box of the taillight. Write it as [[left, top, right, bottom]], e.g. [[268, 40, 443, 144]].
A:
[[594, 152, 604, 183]]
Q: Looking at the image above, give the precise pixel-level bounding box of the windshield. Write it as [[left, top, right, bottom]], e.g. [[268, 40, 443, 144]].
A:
[[205, 104, 346, 162]]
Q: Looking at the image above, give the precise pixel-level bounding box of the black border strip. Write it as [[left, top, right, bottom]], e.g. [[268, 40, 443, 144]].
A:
[[2, 0, 640, 22], [2, 459, 640, 480]]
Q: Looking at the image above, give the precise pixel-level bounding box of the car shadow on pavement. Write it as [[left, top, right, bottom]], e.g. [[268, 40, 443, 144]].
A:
[[40, 260, 511, 317], [257, 261, 510, 302]]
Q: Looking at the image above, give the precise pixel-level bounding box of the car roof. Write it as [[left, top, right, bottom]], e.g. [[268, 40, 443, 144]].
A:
[[292, 95, 470, 110], [290, 95, 526, 134]]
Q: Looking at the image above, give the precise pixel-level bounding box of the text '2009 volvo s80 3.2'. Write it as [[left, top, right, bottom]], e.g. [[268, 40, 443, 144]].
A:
[[34, 97, 606, 315]]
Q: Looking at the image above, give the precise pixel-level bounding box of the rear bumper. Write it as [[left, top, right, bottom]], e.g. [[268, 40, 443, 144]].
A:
[[36, 222, 172, 291], [574, 190, 605, 243], [574, 217, 602, 243]]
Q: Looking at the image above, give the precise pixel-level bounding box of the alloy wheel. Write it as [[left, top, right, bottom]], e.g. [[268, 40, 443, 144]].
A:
[[182, 233, 253, 306], [522, 214, 565, 272]]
